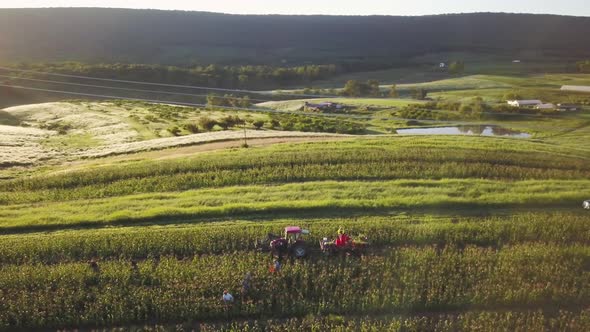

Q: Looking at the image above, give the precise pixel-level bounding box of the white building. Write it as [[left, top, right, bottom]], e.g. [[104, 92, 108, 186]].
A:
[[507, 100, 542, 107], [536, 103, 555, 110]]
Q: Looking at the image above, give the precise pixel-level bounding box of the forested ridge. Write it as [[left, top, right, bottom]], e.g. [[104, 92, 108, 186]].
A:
[[1, 8, 589, 65]]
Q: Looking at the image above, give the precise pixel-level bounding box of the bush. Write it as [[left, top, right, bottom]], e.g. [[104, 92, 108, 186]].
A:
[[503, 91, 522, 101], [221, 115, 243, 128], [217, 119, 230, 130], [252, 120, 265, 130], [436, 101, 461, 111], [182, 123, 199, 134], [412, 88, 428, 100], [270, 119, 280, 129], [40, 122, 73, 135], [198, 117, 218, 131], [167, 126, 181, 136]]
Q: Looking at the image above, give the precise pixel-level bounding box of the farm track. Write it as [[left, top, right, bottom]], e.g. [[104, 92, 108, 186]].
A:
[[53, 135, 356, 173]]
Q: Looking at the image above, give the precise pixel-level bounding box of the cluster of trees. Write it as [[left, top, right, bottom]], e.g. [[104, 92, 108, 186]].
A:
[[456, 97, 485, 118], [502, 91, 523, 101], [199, 115, 247, 131], [166, 113, 363, 136], [335, 80, 430, 100], [576, 60, 590, 73], [298, 81, 426, 100], [411, 88, 428, 100], [396, 95, 556, 121], [167, 115, 252, 136], [296, 84, 399, 98], [448, 61, 465, 75], [12, 63, 352, 90], [270, 114, 365, 134], [341, 80, 381, 97], [206, 94, 251, 108], [396, 101, 474, 121]]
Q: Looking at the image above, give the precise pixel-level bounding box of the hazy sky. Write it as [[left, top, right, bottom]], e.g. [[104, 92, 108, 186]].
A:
[[2, 0, 589, 16]]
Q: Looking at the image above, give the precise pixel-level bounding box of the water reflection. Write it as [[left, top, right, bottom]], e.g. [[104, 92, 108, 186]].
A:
[[396, 126, 531, 138]]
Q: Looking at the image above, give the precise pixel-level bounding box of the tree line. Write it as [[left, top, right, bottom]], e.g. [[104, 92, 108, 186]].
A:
[[576, 60, 590, 73], [3, 9, 590, 64], [7, 62, 394, 90]]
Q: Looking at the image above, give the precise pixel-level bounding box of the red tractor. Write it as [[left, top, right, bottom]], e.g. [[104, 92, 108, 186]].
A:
[[319, 228, 369, 256], [255, 226, 310, 259]]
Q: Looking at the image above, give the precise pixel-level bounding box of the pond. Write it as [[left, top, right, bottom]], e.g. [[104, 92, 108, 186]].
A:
[[395, 125, 531, 138]]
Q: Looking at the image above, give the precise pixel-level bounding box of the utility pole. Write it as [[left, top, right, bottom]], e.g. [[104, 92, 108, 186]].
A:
[[242, 119, 248, 148]]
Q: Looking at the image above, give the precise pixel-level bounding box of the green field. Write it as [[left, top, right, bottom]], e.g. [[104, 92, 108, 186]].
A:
[[1, 129, 590, 330]]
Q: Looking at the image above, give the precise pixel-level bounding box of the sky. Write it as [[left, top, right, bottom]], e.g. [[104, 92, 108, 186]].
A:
[[2, 0, 589, 17]]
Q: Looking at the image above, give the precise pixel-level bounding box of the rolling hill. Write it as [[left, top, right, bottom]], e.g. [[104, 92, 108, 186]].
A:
[[1, 8, 590, 65]]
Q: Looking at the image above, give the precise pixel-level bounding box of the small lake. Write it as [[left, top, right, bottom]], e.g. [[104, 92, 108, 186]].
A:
[[395, 125, 531, 138]]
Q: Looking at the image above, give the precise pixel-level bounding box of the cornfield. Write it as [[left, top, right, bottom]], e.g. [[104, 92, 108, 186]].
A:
[[0, 136, 588, 330]]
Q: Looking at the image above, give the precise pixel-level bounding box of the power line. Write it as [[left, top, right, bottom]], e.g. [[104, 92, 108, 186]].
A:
[[0, 83, 353, 118], [0, 74, 270, 103], [0, 66, 339, 99], [0, 83, 569, 130], [0, 73, 553, 119]]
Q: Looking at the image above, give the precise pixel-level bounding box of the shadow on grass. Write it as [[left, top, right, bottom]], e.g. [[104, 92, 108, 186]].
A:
[[0, 202, 581, 235], [0, 110, 20, 126]]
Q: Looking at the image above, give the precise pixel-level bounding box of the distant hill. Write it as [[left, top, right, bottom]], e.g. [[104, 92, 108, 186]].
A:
[[1, 8, 590, 65]]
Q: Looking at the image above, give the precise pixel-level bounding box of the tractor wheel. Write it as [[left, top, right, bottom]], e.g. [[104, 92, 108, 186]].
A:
[[291, 244, 307, 258]]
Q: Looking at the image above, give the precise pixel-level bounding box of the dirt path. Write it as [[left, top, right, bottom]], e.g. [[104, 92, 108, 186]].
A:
[[152, 136, 353, 160], [50, 135, 356, 173]]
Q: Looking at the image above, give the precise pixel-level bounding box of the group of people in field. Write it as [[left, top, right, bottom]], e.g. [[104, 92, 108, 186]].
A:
[[222, 227, 352, 307], [222, 271, 256, 308], [222, 259, 283, 308], [89, 227, 355, 312]]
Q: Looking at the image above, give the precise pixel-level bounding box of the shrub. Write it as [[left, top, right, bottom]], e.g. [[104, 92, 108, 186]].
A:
[[252, 120, 265, 130], [270, 119, 280, 129], [40, 122, 73, 135], [199, 117, 218, 131], [167, 126, 181, 136], [182, 123, 200, 134]]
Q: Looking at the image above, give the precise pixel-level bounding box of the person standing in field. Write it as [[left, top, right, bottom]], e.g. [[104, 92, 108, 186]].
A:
[[270, 259, 281, 273], [241, 272, 253, 303], [89, 259, 100, 274], [222, 289, 234, 318], [222, 290, 234, 306], [335, 227, 351, 247]]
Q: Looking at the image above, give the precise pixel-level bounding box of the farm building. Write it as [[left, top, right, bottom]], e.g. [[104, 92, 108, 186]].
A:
[[561, 85, 590, 93], [507, 100, 542, 107], [535, 103, 555, 110], [304, 102, 344, 112], [557, 103, 580, 111]]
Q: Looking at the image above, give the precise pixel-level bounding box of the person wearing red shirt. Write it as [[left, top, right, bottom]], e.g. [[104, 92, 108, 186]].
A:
[[335, 227, 350, 247]]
